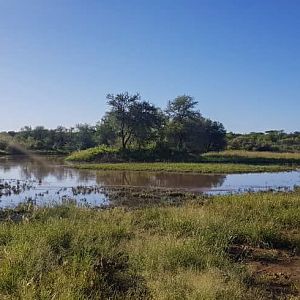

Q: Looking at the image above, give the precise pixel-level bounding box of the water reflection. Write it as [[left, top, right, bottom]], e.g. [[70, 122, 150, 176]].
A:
[[0, 156, 299, 208], [0, 156, 226, 190]]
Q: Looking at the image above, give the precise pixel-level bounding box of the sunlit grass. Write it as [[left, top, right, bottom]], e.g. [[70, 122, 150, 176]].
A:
[[205, 150, 300, 159], [69, 161, 296, 173], [0, 189, 299, 298], [203, 150, 300, 165]]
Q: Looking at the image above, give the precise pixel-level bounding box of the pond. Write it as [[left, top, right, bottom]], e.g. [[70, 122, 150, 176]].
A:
[[0, 156, 299, 208]]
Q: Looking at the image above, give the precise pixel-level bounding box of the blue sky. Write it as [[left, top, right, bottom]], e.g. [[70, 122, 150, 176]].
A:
[[0, 0, 299, 133]]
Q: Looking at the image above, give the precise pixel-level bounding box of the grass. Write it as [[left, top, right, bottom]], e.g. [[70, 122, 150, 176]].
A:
[[0, 189, 299, 299], [66, 146, 119, 162], [68, 161, 297, 174], [66, 148, 300, 174], [203, 150, 300, 165]]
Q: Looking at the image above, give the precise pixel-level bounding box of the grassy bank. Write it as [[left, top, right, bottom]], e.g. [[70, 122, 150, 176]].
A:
[[69, 162, 296, 174], [66, 148, 299, 174], [0, 190, 299, 299], [203, 150, 300, 165]]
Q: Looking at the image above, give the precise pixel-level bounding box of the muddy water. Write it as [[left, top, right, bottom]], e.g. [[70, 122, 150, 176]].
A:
[[0, 156, 299, 207]]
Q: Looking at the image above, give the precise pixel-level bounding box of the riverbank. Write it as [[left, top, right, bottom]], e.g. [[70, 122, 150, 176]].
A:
[[69, 162, 297, 174], [0, 189, 299, 299], [203, 150, 300, 165], [65, 148, 300, 174]]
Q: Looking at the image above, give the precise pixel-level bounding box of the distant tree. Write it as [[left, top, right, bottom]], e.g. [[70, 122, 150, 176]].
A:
[[165, 95, 226, 153], [204, 120, 226, 151], [166, 95, 199, 121], [106, 92, 139, 149], [95, 114, 117, 146], [130, 101, 164, 149], [166, 95, 202, 151], [75, 124, 96, 150], [52, 126, 69, 150]]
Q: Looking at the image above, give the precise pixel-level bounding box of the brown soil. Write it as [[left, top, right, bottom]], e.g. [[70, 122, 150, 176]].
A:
[[228, 245, 300, 299]]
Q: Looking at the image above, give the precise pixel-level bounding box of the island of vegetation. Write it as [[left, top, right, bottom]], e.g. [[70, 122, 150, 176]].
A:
[[1, 93, 299, 174], [0, 93, 299, 299]]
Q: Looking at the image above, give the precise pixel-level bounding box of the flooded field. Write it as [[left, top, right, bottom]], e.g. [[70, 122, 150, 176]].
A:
[[0, 156, 299, 207]]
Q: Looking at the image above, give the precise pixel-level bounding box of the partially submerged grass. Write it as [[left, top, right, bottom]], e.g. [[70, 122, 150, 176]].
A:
[[69, 161, 296, 174], [0, 189, 299, 299], [66, 148, 300, 174]]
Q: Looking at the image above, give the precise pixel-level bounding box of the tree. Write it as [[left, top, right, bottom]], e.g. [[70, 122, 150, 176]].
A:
[[75, 124, 96, 150], [106, 92, 162, 150], [204, 120, 226, 151], [166, 95, 202, 151], [95, 114, 117, 146], [166, 95, 199, 121], [165, 95, 226, 153], [130, 101, 164, 149], [106, 92, 139, 149]]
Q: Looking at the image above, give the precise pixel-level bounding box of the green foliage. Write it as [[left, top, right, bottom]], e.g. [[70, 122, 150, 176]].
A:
[[66, 145, 119, 162], [227, 131, 300, 152], [106, 92, 164, 149], [0, 92, 228, 158], [203, 150, 300, 165], [2, 93, 298, 159], [165, 95, 226, 153]]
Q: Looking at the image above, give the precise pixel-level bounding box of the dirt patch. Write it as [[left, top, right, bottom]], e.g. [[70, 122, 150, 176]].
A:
[[247, 257, 300, 299], [228, 244, 300, 298]]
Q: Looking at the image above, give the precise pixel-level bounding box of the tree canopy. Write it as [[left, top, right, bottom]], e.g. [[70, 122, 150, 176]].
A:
[[2, 92, 274, 159], [1, 92, 298, 158]]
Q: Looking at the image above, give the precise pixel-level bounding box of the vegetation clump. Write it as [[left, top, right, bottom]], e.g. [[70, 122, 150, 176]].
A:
[[227, 131, 300, 152], [68, 161, 296, 173], [66, 145, 119, 162]]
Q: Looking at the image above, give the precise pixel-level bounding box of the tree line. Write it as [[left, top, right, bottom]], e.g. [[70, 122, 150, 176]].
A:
[[227, 131, 300, 152], [1, 93, 298, 157], [0, 93, 227, 157]]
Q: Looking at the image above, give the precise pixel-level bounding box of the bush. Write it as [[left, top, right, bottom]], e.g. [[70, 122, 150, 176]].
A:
[[66, 145, 120, 162]]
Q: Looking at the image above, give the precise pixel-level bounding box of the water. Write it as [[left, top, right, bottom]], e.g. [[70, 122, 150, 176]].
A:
[[0, 156, 299, 208]]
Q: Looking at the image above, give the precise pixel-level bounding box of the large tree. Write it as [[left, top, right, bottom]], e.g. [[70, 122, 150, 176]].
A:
[[166, 95, 202, 151], [106, 92, 139, 149], [106, 92, 162, 149]]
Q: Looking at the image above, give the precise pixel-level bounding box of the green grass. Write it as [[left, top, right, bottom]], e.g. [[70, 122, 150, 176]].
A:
[[203, 150, 300, 165], [66, 146, 119, 162], [66, 148, 300, 174], [69, 161, 297, 174], [0, 190, 299, 299]]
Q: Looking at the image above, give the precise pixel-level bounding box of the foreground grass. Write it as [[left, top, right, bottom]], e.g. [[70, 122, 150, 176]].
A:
[[203, 150, 300, 165], [0, 190, 299, 299], [69, 162, 296, 174]]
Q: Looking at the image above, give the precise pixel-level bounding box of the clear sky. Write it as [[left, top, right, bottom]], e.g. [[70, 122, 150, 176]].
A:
[[0, 0, 299, 133]]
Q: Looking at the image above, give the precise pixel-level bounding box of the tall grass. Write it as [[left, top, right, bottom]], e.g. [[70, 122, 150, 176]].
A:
[[0, 190, 299, 299]]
